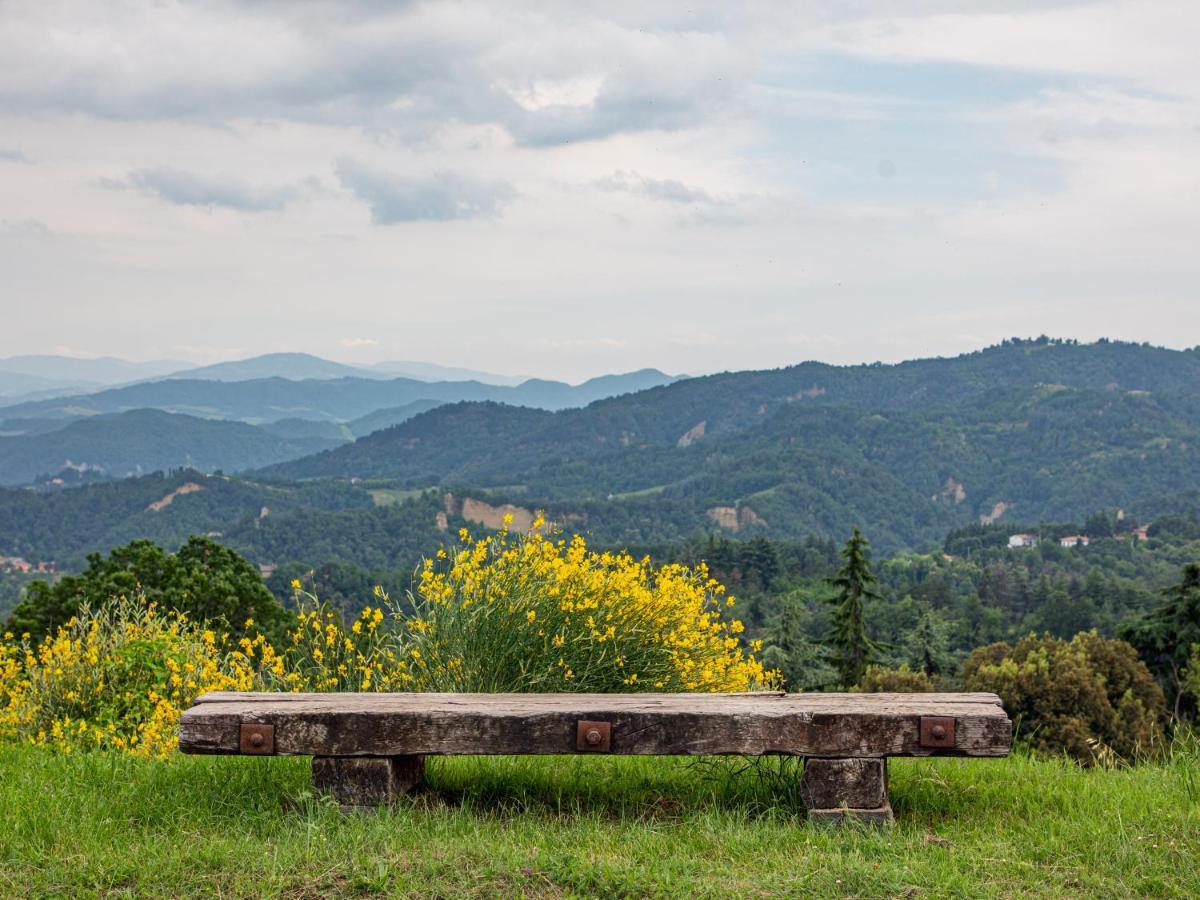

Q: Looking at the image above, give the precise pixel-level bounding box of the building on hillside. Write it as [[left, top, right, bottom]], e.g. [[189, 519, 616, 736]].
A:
[[35, 561, 55, 574], [1059, 535, 1090, 548], [0, 556, 33, 573], [1008, 533, 1038, 549], [1131, 525, 1150, 542], [258, 564, 277, 580]]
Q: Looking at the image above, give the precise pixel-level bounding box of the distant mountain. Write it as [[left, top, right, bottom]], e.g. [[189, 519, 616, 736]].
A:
[[168, 353, 532, 386], [0, 370, 93, 400], [0, 409, 341, 486], [261, 340, 1200, 550], [0, 355, 189, 386], [0, 369, 682, 423], [166, 352, 378, 382], [367, 360, 528, 386]]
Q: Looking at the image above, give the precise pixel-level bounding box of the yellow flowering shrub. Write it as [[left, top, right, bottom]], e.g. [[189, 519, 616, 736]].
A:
[[389, 519, 775, 693], [266, 582, 410, 692], [0, 528, 774, 760], [0, 597, 261, 758]]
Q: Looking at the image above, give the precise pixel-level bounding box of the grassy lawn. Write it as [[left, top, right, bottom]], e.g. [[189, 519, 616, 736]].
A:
[[0, 745, 1196, 898]]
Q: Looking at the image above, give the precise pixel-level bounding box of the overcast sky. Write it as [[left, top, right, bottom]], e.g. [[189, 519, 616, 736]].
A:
[[1, 1, 1198, 381]]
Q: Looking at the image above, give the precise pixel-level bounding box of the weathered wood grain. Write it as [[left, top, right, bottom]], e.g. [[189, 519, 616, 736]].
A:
[[178, 692, 1011, 759]]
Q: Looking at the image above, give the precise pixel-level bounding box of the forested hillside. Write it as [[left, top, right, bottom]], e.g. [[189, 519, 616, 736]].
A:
[[0, 410, 347, 486], [264, 340, 1200, 549]]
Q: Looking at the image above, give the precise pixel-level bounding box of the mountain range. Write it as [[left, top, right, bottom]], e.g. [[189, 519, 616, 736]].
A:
[[0, 351, 541, 404], [1, 338, 1197, 559], [0, 360, 680, 484]]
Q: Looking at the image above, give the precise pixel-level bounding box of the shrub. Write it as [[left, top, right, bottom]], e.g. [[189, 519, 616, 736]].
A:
[[262, 587, 410, 692], [8, 537, 290, 643], [857, 663, 935, 693], [963, 631, 1167, 764], [0, 596, 263, 758], [389, 521, 774, 692]]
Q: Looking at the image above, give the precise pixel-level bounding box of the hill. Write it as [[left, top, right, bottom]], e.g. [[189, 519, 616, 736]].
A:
[[0, 356, 182, 406], [262, 340, 1200, 549], [166, 352, 376, 382], [0, 370, 681, 424], [0, 469, 371, 567], [0, 410, 344, 486]]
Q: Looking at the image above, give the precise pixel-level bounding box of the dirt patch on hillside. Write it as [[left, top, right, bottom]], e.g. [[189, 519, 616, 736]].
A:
[[146, 482, 203, 512], [706, 505, 767, 532], [979, 501, 1009, 525], [677, 420, 706, 448], [938, 477, 966, 504]]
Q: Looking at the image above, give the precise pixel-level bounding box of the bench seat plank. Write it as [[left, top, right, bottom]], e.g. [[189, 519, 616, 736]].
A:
[[179, 691, 1011, 759]]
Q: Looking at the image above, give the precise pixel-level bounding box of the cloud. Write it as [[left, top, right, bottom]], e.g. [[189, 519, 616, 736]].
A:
[[105, 167, 300, 211], [339, 337, 379, 347], [595, 170, 718, 205], [334, 158, 514, 223], [0, 218, 50, 236], [0, 2, 749, 146], [0, 148, 31, 163]]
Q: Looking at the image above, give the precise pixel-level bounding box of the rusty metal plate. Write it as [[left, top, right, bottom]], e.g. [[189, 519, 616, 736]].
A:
[[919, 716, 956, 749], [240, 723, 275, 755], [576, 720, 611, 752]]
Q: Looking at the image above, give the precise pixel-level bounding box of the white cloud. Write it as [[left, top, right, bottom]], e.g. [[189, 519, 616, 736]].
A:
[[339, 337, 380, 348], [334, 159, 515, 223], [105, 167, 302, 211]]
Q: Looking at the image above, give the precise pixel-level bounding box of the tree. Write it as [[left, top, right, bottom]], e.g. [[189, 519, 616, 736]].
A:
[[761, 590, 837, 691], [964, 632, 1166, 763], [1119, 563, 1200, 719], [824, 529, 886, 687], [7, 537, 290, 643], [904, 605, 951, 676]]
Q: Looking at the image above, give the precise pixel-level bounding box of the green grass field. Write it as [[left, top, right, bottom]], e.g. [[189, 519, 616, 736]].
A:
[[0, 745, 1196, 898]]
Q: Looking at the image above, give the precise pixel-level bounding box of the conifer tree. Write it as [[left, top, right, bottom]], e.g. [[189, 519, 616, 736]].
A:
[[824, 528, 885, 687]]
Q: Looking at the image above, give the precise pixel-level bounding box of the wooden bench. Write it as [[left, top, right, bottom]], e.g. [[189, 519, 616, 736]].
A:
[[179, 691, 1011, 824]]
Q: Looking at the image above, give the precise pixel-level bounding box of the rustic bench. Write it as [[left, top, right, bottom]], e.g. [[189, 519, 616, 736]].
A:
[[179, 691, 1011, 824]]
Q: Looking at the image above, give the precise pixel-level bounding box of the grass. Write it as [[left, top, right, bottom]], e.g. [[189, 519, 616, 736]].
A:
[[0, 745, 1197, 898], [368, 488, 428, 507]]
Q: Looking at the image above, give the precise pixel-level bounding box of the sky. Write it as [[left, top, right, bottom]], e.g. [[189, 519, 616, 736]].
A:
[[1, 0, 1198, 381]]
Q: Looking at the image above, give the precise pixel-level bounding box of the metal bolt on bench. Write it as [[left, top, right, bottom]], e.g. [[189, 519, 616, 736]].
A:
[[179, 691, 1012, 825]]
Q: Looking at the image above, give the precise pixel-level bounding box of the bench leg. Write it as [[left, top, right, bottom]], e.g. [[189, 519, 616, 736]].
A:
[[800, 757, 893, 826], [312, 755, 424, 809]]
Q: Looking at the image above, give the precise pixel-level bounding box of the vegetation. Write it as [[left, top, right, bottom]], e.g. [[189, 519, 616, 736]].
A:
[[823, 529, 886, 687], [963, 632, 1167, 764], [258, 340, 1200, 551], [1120, 563, 1200, 718], [6, 536, 290, 642], [394, 521, 769, 692], [0, 598, 260, 757], [0, 745, 1196, 897], [0, 409, 344, 486], [0, 527, 767, 761]]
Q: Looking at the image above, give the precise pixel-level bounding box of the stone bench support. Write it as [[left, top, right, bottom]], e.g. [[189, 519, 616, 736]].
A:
[[800, 757, 893, 825]]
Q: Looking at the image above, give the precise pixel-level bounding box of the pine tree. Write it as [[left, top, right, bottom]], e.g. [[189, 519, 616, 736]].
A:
[[824, 529, 885, 687], [1119, 563, 1200, 718]]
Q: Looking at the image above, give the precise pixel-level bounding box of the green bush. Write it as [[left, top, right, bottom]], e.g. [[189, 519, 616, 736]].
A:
[[963, 631, 1167, 764], [7, 537, 290, 643], [856, 663, 935, 693]]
